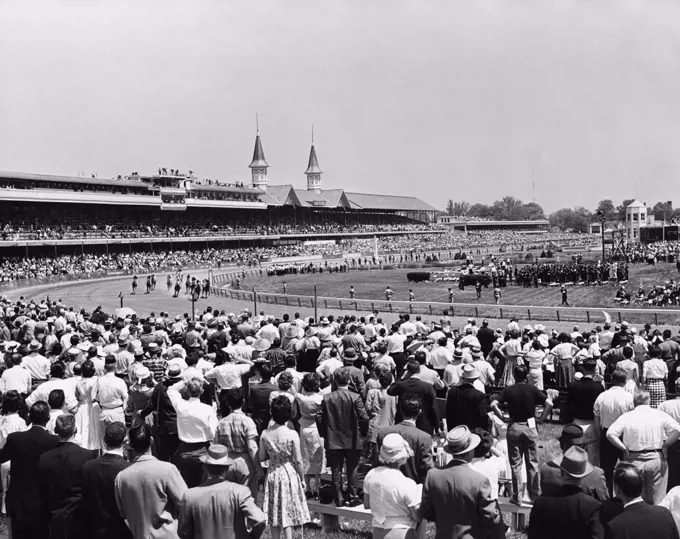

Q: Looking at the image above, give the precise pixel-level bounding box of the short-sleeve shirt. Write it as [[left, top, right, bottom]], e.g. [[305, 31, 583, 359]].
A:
[[205, 363, 252, 390], [216, 410, 258, 454], [607, 405, 680, 451], [363, 466, 421, 529], [643, 358, 668, 380], [497, 383, 547, 422]]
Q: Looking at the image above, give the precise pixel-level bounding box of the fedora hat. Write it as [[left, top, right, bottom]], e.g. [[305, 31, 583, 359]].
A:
[[343, 347, 357, 361], [556, 445, 593, 479], [252, 338, 271, 352], [559, 424, 585, 445], [200, 444, 234, 466], [305, 327, 318, 338], [28, 340, 42, 352], [166, 364, 182, 378], [461, 364, 480, 380], [444, 426, 480, 456], [453, 348, 464, 360]]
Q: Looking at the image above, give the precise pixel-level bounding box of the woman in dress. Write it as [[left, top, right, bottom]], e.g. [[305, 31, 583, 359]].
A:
[[363, 433, 421, 539], [0, 391, 28, 514], [642, 345, 668, 408], [297, 327, 321, 373], [497, 330, 524, 387], [524, 340, 546, 390], [365, 371, 396, 459], [549, 333, 580, 389], [295, 373, 325, 498], [259, 395, 310, 539], [126, 365, 155, 428], [75, 360, 101, 450]]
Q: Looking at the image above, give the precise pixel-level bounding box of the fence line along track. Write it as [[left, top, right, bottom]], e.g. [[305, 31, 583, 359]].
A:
[[210, 271, 680, 326]]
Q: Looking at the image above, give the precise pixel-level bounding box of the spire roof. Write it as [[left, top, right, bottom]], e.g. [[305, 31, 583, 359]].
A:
[[249, 134, 269, 168], [305, 144, 322, 174]]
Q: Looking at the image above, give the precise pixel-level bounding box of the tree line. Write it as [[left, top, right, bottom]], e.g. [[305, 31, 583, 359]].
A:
[[444, 198, 679, 233]]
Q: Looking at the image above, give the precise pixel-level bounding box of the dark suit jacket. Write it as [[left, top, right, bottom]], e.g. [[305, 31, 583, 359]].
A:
[[528, 484, 603, 539], [419, 459, 505, 539], [38, 441, 97, 534], [446, 383, 489, 431], [82, 453, 133, 539], [541, 460, 609, 502], [605, 501, 679, 539], [316, 388, 369, 450], [0, 425, 60, 519], [477, 326, 496, 357], [388, 377, 437, 434], [376, 421, 433, 484], [248, 381, 277, 432]]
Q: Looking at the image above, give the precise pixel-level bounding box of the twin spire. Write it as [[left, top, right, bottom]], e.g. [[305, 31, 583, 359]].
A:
[[248, 119, 322, 193]]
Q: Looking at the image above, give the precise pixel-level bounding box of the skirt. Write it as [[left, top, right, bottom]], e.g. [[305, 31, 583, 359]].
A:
[[645, 379, 666, 408]]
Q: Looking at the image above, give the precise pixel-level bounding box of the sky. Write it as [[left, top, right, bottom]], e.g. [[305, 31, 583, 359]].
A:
[[1, 0, 679, 213]]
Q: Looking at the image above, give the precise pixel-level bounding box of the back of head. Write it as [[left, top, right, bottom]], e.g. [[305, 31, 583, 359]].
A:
[[50, 362, 65, 379], [334, 367, 350, 387], [399, 393, 421, 419], [613, 462, 643, 500], [582, 358, 597, 374], [128, 423, 153, 454], [259, 362, 273, 381], [104, 422, 127, 449], [633, 389, 651, 407], [55, 414, 76, 439], [29, 401, 50, 426], [1, 390, 22, 415], [48, 389, 65, 410], [187, 379, 203, 399], [226, 387, 244, 410], [513, 364, 528, 383], [406, 359, 420, 375], [472, 428, 493, 458], [414, 350, 427, 365], [610, 369, 628, 387]]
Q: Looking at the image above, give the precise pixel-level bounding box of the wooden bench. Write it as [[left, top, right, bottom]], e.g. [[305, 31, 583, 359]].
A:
[[307, 497, 531, 532]]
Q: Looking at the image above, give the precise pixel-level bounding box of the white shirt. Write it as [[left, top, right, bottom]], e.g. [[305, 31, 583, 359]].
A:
[[659, 398, 680, 424], [168, 388, 217, 443], [205, 362, 252, 390], [46, 409, 64, 434], [473, 360, 496, 387], [181, 366, 205, 384], [469, 456, 505, 499], [399, 322, 417, 337], [316, 358, 344, 379], [363, 466, 421, 529], [608, 405, 680, 451], [659, 487, 680, 535], [0, 414, 27, 449], [26, 378, 78, 413], [22, 353, 50, 381], [429, 347, 453, 370], [594, 386, 634, 429], [256, 324, 279, 343], [384, 334, 406, 354], [1, 365, 32, 394], [95, 372, 129, 409]]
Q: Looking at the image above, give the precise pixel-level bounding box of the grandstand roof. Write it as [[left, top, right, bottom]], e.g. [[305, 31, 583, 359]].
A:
[[249, 135, 269, 168], [343, 192, 437, 212], [187, 183, 261, 195], [305, 145, 322, 174], [0, 170, 146, 188]]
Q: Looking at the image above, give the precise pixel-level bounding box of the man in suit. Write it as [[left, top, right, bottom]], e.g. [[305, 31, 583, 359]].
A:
[[445, 366, 489, 431], [115, 423, 188, 539], [38, 414, 97, 539], [388, 359, 438, 434], [528, 446, 604, 539], [82, 422, 132, 539], [541, 424, 609, 502], [178, 444, 266, 539], [0, 401, 60, 539], [376, 393, 433, 484], [419, 425, 505, 539], [476, 319, 496, 359], [605, 462, 679, 539], [247, 362, 277, 435], [316, 367, 369, 507]]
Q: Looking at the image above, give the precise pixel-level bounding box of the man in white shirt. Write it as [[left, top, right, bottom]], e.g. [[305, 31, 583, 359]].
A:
[[256, 317, 279, 344], [594, 369, 635, 495], [26, 362, 78, 413], [205, 353, 253, 391], [316, 349, 344, 381], [599, 323, 615, 352], [607, 388, 680, 504], [470, 347, 496, 388], [384, 327, 406, 355], [458, 328, 481, 350], [398, 315, 417, 337], [1, 353, 32, 395], [22, 340, 50, 387], [429, 337, 453, 377], [95, 356, 129, 436], [168, 379, 218, 487], [660, 378, 680, 493]]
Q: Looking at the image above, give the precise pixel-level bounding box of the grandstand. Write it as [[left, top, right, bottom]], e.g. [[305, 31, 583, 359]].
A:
[[438, 215, 550, 233], [0, 131, 440, 256]]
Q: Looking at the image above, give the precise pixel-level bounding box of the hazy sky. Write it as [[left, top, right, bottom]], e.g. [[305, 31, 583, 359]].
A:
[[1, 0, 679, 212]]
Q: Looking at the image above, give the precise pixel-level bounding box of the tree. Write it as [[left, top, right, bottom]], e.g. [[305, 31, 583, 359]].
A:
[[549, 207, 592, 232], [519, 202, 545, 220], [452, 201, 471, 217], [468, 203, 493, 219], [492, 196, 524, 220], [595, 199, 616, 223], [651, 201, 673, 221], [445, 199, 455, 216]]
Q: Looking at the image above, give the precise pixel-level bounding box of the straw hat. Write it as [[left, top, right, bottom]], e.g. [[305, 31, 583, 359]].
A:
[[444, 426, 481, 456], [379, 433, 414, 465], [253, 338, 271, 352], [200, 444, 234, 466], [461, 364, 480, 380], [28, 340, 42, 352], [166, 364, 182, 378]]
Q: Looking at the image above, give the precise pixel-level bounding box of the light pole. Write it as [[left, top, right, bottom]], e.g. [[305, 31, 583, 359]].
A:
[[597, 210, 606, 261]]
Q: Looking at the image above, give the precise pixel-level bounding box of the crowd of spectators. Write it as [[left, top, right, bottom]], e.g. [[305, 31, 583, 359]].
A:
[[1, 295, 680, 538]]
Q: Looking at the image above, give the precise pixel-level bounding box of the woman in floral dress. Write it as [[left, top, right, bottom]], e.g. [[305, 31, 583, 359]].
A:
[[75, 360, 101, 450], [295, 373, 324, 498], [259, 395, 310, 539]]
